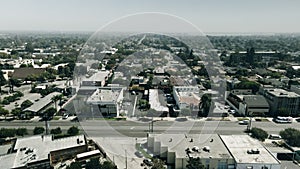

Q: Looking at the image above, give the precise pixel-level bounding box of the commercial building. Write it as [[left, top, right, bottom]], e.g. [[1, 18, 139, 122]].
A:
[[260, 87, 300, 116], [0, 135, 87, 169], [86, 87, 124, 117], [147, 134, 235, 169], [147, 134, 282, 169], [225, 91, 269, 116], [220, 135, 281, 169]]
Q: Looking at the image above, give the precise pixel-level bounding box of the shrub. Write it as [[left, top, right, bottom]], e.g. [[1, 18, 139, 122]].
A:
[[33, 127, 45, 135], [250, 127, 268, 141]]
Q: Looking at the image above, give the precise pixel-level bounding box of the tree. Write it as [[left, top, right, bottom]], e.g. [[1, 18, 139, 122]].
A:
[[199, 94, 212, 117], [33, 127, 45, 135], [16, 128, 28, 136], [44, 107, 57, 119], [235, 79, 260, 94], [67, 126, 79, 136], [280, 128, 300, 147], [151, 158, 166, 169], [0, 71, 6, 93], [250, 127, 268, 141], [50, 127, 62, 135], [9, 78, 21, 92], [0, 107, 9, 117], [86, 157, 101, 169], [0, 128, 16, 138], [101, 161, 116, 169], [25, 42, 34, 53], [21, 100, 33, 110], [66, 161, 81, 169], [51, 94, 63, 110], [186, 157, 205, 169]]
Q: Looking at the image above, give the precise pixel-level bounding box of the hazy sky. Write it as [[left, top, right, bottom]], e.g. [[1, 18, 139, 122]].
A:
[[0, 0, 299, 33]]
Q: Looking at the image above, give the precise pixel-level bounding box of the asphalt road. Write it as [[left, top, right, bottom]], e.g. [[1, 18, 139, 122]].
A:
[[1, 120, 299, 137]]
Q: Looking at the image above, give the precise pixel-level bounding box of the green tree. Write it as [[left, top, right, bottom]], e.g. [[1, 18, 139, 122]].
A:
[[151, 158, 166, 169], [0, 107, 9, 117], [33, 127, 45, 135], [235, 79, 260, 94], [21, 100, 33, 110], [0, 71, 6, 93], [44, 107, 57, 119], [0, 128, 16, 138], [67, 126, 79, 136], [51, 94, 63, 110], [280, 128, 300, 147], [9, 78, 21, 92], [86, 157, 100, 169], [66, 161, 81, 169], [250, 127, 268, 141], [199, 94, 212, 117], [50, 127, 62, 135], [186, 157, 205, 169], [16, 128, 28, 136]]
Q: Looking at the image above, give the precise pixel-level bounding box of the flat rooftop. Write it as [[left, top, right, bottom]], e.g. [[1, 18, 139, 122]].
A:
[[150, 134, 233, 159], [12, 135, 86, 168], [220, 135, 280, 164], [238, 95, 269, 108], [266, 88, 300, 98], [24, 92, 62, 112], [87, 88, 122, 104]]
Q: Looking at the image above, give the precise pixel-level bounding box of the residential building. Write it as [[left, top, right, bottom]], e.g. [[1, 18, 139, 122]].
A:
[[173, 86, 201, 114]]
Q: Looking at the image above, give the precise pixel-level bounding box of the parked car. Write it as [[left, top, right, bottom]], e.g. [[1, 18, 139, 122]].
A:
[[62, 114, 69, 119], [143, 158, 153, 166], [269, 134, 282, 140]]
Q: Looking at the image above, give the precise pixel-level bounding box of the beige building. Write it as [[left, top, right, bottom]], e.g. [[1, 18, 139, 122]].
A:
[[220, 135, 281, 169], [147, 133, 235, 169], [1, 135, 87, 169]]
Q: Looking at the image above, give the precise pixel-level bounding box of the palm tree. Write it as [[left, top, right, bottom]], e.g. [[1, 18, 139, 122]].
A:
[[51, 94, 63, 111], [199, 94, 212, 117]]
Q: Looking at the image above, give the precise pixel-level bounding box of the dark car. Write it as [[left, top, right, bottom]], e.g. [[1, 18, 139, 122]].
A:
[[143, 158, 153, 166]]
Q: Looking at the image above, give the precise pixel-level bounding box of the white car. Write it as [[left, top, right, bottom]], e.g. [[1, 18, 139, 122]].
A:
[[239, 120, 249, 125], [62, 114, 69, 119]]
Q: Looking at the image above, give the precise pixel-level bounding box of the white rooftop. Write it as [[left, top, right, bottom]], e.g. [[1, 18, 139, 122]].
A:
[[220, 135, 280, 164], [24, 92, 62, 112], [266, 88, 300, 97], [87, 88, 122, 104], [150, 134, 233, 159], [12, 135, 86, 168]]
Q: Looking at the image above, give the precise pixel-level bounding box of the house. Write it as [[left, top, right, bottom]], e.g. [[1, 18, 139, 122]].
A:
[[173, 86, 201, 114]]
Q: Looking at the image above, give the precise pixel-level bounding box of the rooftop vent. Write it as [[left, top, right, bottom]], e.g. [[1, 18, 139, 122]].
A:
[[192, 146, 200, 152], [203, 146, 210, 152], [247, 149, 260, 154]]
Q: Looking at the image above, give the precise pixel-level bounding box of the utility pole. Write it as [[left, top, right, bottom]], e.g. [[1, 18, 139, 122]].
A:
[[125, 149, 127, 169]]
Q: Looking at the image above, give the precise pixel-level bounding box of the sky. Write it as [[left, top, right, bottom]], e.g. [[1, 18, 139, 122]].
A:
[[0, 0, 300, 33]]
